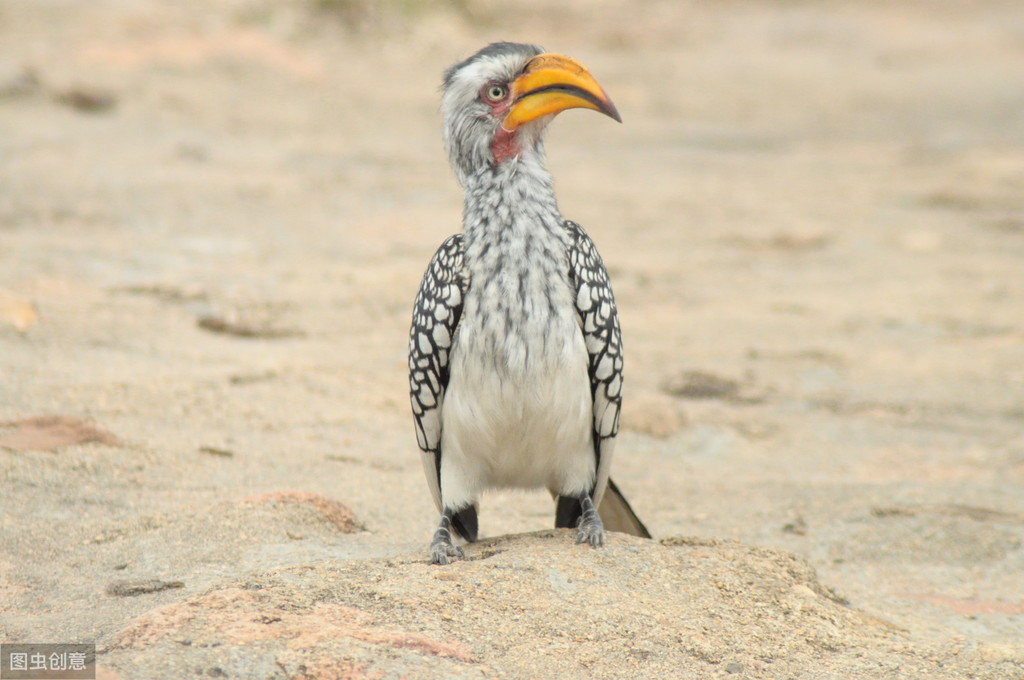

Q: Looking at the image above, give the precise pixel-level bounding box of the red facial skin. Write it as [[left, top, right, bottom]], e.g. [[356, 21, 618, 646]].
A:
[[491, 128, 519, 165], [480, 82, 520, 165]]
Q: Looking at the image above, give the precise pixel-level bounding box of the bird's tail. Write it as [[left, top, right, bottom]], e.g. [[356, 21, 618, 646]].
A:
[[598, 478, 651, 538]]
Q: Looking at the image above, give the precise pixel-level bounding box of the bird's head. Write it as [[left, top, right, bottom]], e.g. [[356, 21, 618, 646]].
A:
[[441, 42, 620, 185]]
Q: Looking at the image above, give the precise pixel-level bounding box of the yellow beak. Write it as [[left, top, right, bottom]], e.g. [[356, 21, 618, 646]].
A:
[[503, 53, 621, 130]]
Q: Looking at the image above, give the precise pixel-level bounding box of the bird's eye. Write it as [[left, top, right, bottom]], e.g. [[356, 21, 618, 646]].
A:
[[483, 84, 508, 102]]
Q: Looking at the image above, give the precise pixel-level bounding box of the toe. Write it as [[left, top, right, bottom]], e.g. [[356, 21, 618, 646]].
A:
[[431, 542, 465, 565], [576, 523, 605, 548]]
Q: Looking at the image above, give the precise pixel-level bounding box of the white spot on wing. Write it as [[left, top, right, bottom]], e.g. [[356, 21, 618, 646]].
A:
[[433, 324, 451, 348], [577, 282, 592, 311], [598, 400, 618, 437], [608, 372, 622, 397]]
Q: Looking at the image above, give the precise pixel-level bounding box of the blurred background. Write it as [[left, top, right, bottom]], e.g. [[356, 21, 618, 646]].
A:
[[1, 0, 1022, 668]]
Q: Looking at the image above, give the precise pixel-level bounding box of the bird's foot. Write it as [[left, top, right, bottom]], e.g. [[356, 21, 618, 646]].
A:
[[431, 537, 465, 565], [430, 512, 466, 565], [575, 494, 605, 548]]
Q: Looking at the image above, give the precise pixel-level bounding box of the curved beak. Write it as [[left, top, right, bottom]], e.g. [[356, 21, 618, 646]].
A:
[[503, 53, 621, 130]]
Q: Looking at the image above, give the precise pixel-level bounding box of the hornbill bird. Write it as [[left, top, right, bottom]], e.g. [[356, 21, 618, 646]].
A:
[[409, 42, 649, 565]]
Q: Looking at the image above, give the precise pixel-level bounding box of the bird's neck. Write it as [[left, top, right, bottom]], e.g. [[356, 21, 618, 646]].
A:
[[457, 154, 578, 375], [461, 155, 565, 254]]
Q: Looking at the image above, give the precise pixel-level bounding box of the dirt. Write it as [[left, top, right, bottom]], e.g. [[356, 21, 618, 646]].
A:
[[1, 1, 1022, 678]]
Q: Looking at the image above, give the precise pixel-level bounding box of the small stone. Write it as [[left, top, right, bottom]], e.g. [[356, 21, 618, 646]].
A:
[[106, 579, 185, 597], [199, 445, 235, 457], [725, 661, 744, 674], [781, 516, 807, 536], [0, 67, 41, 98], [662, 370, 742, 401], [54, 85, 117, 112]]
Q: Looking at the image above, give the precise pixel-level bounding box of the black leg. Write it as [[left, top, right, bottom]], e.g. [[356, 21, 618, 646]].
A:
[[430, 508, 466, 565], [575, 493, 605, 548]]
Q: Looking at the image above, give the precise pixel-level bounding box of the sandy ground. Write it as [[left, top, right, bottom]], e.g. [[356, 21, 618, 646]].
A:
[[1, 0, 1023, 678]]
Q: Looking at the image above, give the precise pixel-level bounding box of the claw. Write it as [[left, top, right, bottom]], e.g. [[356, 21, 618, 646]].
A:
[[576, 523, 604, 547], [574, 493, 605, 548], [431, 541, 465, 565]]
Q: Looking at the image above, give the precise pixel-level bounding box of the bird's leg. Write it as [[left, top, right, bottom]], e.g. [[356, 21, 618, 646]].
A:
[[430, 508, 466, 565], [575, 493, 605, 548]]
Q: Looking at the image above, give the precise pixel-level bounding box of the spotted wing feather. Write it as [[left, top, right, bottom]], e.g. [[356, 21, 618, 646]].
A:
[[409, 234, 467, 513], [564, 220, 623, 507]]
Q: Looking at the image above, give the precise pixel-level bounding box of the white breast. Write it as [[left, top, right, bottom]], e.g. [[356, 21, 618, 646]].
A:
[[438, 309, 596, 510]]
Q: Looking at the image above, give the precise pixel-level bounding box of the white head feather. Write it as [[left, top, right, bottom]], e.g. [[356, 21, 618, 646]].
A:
[[441, 42, 548, 186]]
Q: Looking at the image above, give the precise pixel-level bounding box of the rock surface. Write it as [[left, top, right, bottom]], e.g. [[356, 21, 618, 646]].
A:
[[100, 533, 1003, 679]]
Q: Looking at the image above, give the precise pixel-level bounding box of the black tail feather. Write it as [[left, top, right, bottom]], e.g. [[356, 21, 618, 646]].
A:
[[599, 478, 651, 538], [556, 478, 651, 538]]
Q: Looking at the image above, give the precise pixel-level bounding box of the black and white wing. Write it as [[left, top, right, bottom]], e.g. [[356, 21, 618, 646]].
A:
[[564, 220, 623, 508], [409, 234, 467, 514]]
